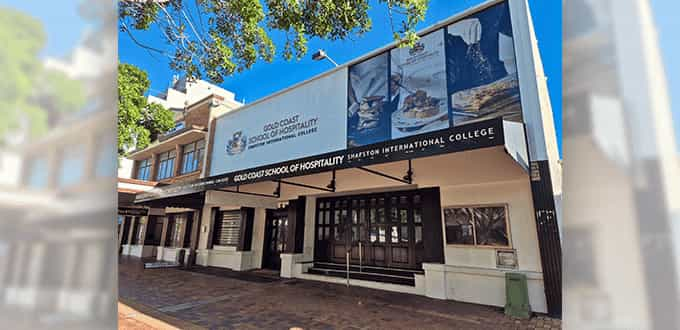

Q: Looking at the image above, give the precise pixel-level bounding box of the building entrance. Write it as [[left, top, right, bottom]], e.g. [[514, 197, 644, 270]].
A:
[[314, 189, 425, 270], [263, 209, 289, 271]]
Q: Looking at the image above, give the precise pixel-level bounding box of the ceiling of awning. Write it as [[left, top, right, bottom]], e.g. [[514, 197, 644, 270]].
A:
[[135, 191, 205, 209]]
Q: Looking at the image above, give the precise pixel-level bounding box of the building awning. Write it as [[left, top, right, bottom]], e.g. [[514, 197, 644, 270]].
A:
[[135, 191, 205, 209], [135, 118, 529, 205]]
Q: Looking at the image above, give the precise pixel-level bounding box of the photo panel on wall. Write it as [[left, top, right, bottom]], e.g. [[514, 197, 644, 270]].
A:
[[390, 28, 450, 139], [347, 53, 390, 148], [446, 2, 522, 126]]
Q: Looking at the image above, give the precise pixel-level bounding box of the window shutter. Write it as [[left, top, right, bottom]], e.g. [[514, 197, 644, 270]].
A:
[[213, 210, 241, 246]]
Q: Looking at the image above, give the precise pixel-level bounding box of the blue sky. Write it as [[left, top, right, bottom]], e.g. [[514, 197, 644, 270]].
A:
[[5, 0, 679, 155], [116, 0, 563, 154], [0, 0, 90, 58], [651, 0, 680, 152]]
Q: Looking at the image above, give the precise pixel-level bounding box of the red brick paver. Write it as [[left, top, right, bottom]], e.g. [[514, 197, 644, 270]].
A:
[[119, 257, 561, 329]]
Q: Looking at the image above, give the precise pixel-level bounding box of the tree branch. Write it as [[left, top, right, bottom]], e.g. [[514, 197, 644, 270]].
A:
[[121, 21, 169, 55]]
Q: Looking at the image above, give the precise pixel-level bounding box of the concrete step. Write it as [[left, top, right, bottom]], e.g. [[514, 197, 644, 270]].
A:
[[313, 262, 424, 278], [307, 267, 416, 286]]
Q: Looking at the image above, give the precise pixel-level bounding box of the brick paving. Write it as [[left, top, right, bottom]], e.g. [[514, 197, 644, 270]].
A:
[[119, 256, 561, 329], [119, 313, 157, 330]]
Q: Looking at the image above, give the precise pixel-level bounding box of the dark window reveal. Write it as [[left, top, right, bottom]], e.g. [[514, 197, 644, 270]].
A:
[[444, 205, 509, 247], [131, 218, 142, 245], [213, 210, 241, 246], [145, 216, 164, 246]]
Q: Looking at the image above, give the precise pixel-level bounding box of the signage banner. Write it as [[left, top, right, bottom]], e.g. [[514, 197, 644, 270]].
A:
[[138, 1, 525, 203], [137, 118, 506, 202], [210, 68, 348, 175], [209, 1, 521, 178]]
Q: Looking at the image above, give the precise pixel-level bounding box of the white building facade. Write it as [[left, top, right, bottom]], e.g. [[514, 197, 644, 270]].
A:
[[125, 0, 562, 317]]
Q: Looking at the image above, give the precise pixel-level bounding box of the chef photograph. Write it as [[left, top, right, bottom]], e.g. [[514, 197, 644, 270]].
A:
[[446, 2, 522, 126]]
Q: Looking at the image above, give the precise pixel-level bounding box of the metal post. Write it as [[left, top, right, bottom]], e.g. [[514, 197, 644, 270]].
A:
[[346, 251, 350, 287], [358, 242, 363, 273]]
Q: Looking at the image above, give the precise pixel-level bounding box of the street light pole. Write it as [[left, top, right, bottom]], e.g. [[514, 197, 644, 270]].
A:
[[311, 49, 339, 67]]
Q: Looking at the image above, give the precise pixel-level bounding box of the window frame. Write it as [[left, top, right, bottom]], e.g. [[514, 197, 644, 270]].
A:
[[180, 139, 205, 175], [135, 158, 152, 181], [165, 214, 185, 248], [26, 156, 49, 188], [156, 149, 177, 180], [212, 210, 241, 247], [58, 145, 85, 187], [443, 203, 512, 248]]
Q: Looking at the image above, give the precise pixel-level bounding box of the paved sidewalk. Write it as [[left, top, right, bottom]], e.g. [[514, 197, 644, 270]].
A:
[[119, 257, 561, 329]]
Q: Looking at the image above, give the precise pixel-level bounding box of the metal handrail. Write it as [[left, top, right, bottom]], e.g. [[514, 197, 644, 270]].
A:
[[359, 242, 363, 273], [346, 251, 350, 287]]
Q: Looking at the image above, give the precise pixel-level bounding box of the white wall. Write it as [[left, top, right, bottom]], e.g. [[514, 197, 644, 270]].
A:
[[0, 150, 21, 186], [440, 179, 542, 272], [196, 191, 276, 270], [117, 158, 133, 179], [148, 78, 241, 111], [436, 179, 547, 313]]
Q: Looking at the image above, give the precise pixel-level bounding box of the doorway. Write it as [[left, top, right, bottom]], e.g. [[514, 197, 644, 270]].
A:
[[314, 190, 424, 270], [119, 215, 132, 253], [262, 209, 289, 271]]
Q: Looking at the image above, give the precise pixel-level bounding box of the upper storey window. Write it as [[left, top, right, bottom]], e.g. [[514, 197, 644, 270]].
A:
[[135, 158, 152, 181], [156, 150, 176, 180], [181, 139, 205, 174]]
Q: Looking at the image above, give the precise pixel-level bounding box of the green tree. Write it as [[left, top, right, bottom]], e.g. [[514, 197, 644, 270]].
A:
[[119, 0, 428, 83], [118, 63, 175, 156], [0, 8, 85, 143]]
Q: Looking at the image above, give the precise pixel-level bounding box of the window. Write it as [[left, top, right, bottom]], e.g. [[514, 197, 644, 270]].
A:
[[96, 134, 117, 178], [26, 157, 48, 188], [213, 210, 241, 246], [444, 205, 510, 247], [156, 150, 176, 180], [136, 158, 152, 181], [58, 146, 84, 187], [316, 202, 331, 242], [181, 140, 205, 174]]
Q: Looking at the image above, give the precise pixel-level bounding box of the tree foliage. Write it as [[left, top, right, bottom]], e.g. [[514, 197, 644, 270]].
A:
[[118, 63, 175, 156], [0, 8, 85, 144], [119, 0, 428, 83]]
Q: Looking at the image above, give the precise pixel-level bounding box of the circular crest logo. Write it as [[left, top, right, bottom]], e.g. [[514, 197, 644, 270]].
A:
[[226, 131, 247, 155]]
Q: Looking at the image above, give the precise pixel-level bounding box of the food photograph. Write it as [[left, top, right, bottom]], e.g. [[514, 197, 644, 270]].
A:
[[445, 2, 523, 126], [390, 29, 450, 138]]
